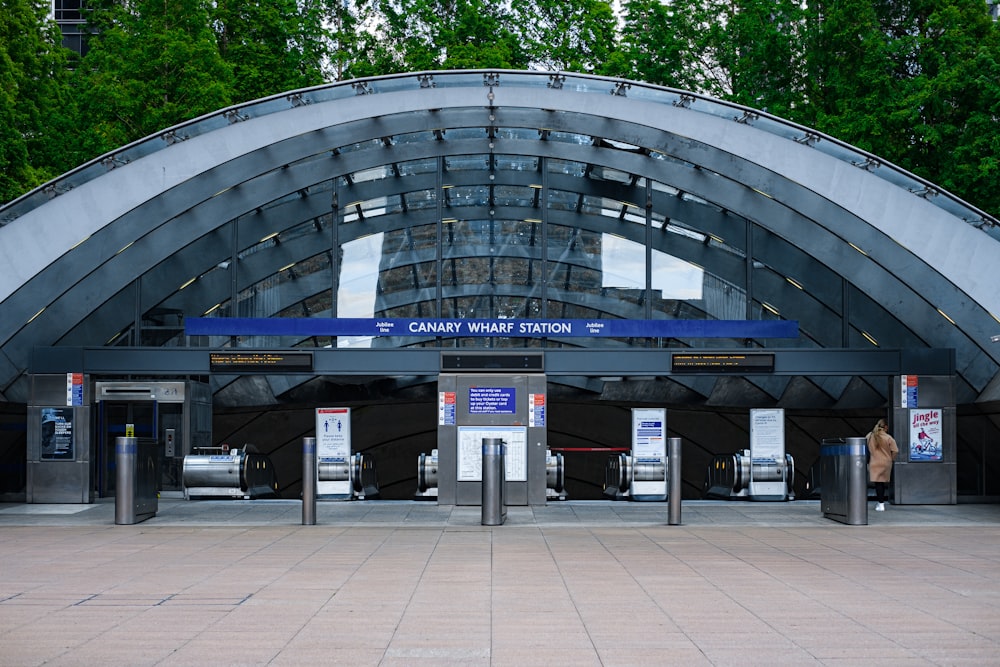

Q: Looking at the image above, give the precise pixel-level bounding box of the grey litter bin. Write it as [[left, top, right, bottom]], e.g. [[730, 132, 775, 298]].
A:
[[115, 436, 158, 525], [820, 437, 868, 525], [481, 438, 507, 526]]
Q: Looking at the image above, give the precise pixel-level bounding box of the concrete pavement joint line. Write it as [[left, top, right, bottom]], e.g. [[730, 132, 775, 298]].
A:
[[650, 527, 860, 662], [790, 524, 988, 624], [540, 527, 607, 663], [586, 525, 713, 663], [375, 526, 448, 665], [254, 526, 396, 664], [687, 527, 923, 663]]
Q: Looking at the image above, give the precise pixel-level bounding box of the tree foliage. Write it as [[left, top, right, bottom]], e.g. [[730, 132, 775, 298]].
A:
[[510, 0, 617, 73], [0, 0, 997, 218], [212, 0, 327, 103], [361, 0, 528, 74], [0, 0, 78, 202], [74, 0, 232, 156]]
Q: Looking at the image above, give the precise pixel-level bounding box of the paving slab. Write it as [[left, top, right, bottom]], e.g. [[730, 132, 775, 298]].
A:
[[0, 499, 998, 666]]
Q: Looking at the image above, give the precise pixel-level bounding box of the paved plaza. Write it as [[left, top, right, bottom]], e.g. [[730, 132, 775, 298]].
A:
[[1, 499, 999, 666]]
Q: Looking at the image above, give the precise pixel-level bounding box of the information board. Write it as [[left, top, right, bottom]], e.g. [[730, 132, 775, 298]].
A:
[[749, 408, 785, 499], [439, 391, 456, 425], [316, 407, 351, 495], [672, 353, 775, 373], [210, 351, 313, 373], [749, 408, 785, 460], [468, 387, 516, 414], [631, 408, 667, 500], [456, 426, 527, 482]]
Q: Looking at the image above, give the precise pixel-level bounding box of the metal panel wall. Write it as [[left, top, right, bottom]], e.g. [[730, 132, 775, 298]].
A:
[[891, 375, 957, 504], [26, 374, 92, 503], [436, 373, 547, 506]]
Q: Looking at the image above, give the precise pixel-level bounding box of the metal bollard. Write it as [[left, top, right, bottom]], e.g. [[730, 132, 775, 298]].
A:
[[481, 438, 507, 526], [667, 437, 682, 525], [302, 437, 317, 525], [115, 436, 137, 525], [115, 436, 156, 525]]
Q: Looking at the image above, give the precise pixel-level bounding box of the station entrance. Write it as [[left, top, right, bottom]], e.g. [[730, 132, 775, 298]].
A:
[[92, 382, 212, 497], [24, 345, 960, 507]]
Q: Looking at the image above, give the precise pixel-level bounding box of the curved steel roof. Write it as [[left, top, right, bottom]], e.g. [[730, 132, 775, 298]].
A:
[[1, 70, 998, 406]]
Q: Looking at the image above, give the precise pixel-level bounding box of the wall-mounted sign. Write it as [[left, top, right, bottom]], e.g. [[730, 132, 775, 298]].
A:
[[40, 407, 74, 460], [468, 387, 516, 414], [671, 353, 775, 373], [188, 317, 798, 340], [909, 408, 942, 461], [439, 391, 457, 426], [901, 374, 919, 408], [209, 351, 313, 372], [66, 373, 84, 407], [528, 393, 546, 427]]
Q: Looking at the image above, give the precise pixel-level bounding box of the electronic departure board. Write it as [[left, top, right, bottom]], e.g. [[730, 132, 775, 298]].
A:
[[671, 353, 775, 373], [209, 351, 313, 373]]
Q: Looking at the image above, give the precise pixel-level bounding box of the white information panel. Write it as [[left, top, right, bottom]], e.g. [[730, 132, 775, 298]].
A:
[[631, 408, 667, 499], [749, 408, 785, 498], [457, 426, 527, 482], [316, 407, 351, 496]]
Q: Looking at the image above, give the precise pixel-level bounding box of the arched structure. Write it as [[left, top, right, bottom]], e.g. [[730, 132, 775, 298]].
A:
[[2, 71, 999, 498]]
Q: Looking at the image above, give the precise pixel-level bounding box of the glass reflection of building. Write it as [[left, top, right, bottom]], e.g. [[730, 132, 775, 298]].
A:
[[145, 125, 805, 355]]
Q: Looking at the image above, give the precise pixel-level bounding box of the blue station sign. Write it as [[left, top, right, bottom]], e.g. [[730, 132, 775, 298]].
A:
[[186, 317, 798, 339]]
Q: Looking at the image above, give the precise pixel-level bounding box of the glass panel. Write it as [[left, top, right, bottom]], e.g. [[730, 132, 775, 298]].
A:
[[545, 227, 644, 341], [337, 232, 384, 348]]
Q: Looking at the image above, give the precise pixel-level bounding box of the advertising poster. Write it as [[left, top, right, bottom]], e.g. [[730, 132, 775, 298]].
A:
[[40, 407, 74, 460], [909, 408, 942, 461]]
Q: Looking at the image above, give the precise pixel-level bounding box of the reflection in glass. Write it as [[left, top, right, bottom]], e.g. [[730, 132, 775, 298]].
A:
[[337, 233, 383, 348]]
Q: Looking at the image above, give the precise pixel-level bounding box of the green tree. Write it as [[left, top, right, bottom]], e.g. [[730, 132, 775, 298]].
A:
[[607, 0, 695, 87], [325, 0, 379, 80], [213, 0, 327, 103], [75, 0, 232, 157], [0, 45, 29, 204], [366, 0, 526, 74], [802, 0, 1000, 217], [0, 0, 79, 204], [510, 0, 617, 73], [711, 0, 807, 117], [616, 0, 806, 112]]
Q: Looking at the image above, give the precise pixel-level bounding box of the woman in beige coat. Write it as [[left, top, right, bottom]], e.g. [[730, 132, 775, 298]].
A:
[[867, 418, 899, 511]]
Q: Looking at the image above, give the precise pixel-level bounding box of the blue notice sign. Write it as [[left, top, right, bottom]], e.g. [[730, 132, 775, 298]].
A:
[[468, 387, 516, 414], [186, 317, 799, 339]]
